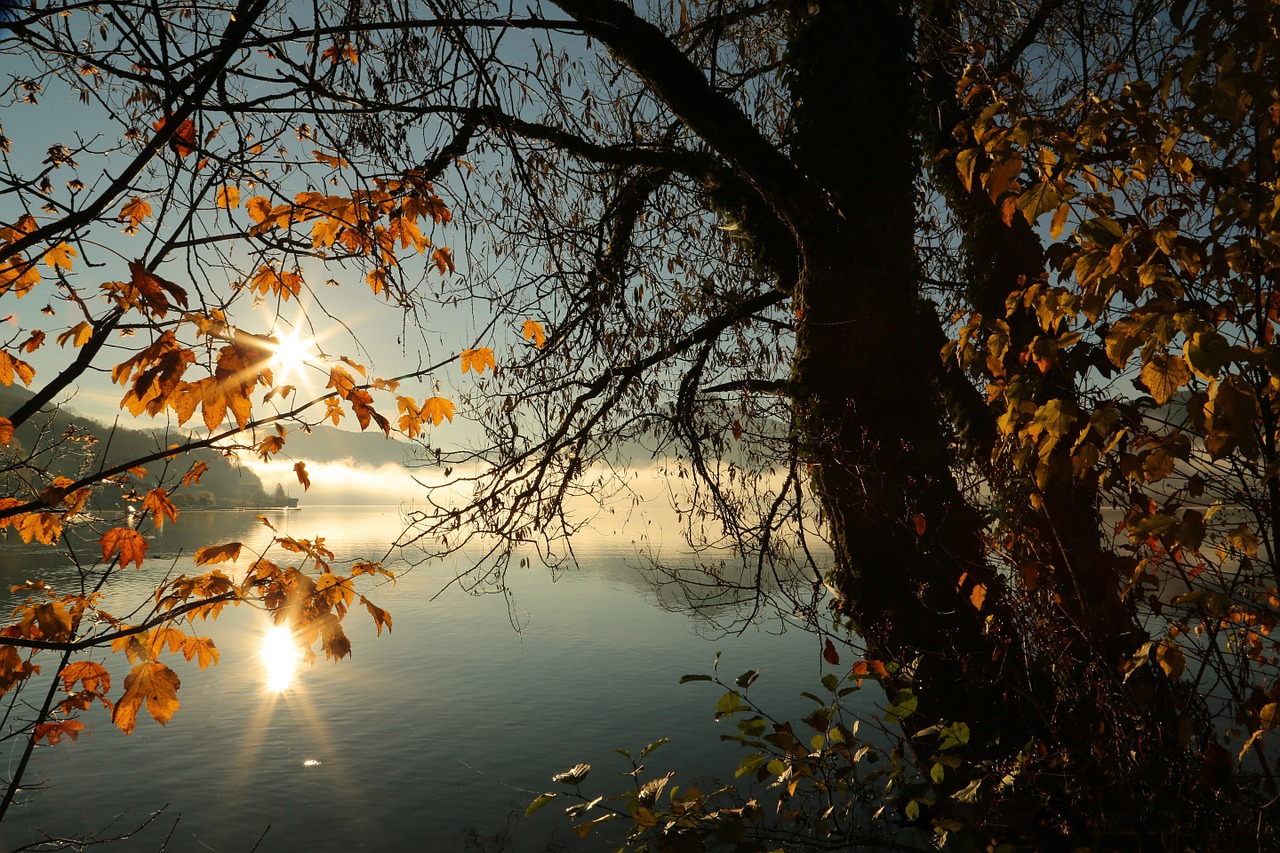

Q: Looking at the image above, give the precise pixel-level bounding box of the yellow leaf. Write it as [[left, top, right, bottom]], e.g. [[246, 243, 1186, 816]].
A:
[[18, 512, 61, 545], [56, 321, 94, 348], [460, 347, 495, 375], [44, 242, 76, 271], [420, 396, 455, 426], [522, 319, 546, 348], [113, 661, 181, 734], [1140, 353, 1191, 406], [216, 185, 241, 209], [0, 351, 35, 387], [245, 195, 272, 223]]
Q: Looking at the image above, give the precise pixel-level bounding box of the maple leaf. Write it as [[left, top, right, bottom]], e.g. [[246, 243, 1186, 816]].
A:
[[216, 185, 241, 209], [0, 351, 36, 387], [152, 116, 197, 157], [128, 260, 189, 316], [117, 196, 152, 233], [431, 246, 455, 275], [44, 242, 76, 271], [420, 396, 455, 426], [194, 542, 243, 565], [61, 660, 111, 695], [18, 512, 61, 545], [0, 417, 12, 445], [113, 661, 181, 734], [34, 719, 85, 746], [100, 527, 147, 568], [367, 267, 387, 295], [295, 461, 311, 491], [56, 321, 93, 348], [143, 488, 178, 531], [245, 195, 272, 223], [0, 257, 41, 297], [460, 347, 495, 375], [521, 319, 546, 348], [181, 635, 219, 669], [182, 460, 209, 486]]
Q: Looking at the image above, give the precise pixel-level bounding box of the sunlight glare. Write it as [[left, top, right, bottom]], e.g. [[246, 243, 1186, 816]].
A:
[[269, 327, 315, 382], [261, 625, 303, 692]]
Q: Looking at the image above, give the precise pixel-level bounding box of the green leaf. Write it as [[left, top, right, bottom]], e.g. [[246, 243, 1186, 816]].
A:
[[639, 737, 670, 759], [525, 793, 557, 816], [905, 799, 920, 821], [884, 689, 919, 723], [931, 762, 946, 784], [820, 673, 840, 693], [737, 716, 767, 737], [1017, 181, 1063, 224], [736, 753, 768, 778]]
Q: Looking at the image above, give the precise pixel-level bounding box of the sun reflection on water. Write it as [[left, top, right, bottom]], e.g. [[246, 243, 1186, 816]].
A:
[[260, 625, 303, 692]]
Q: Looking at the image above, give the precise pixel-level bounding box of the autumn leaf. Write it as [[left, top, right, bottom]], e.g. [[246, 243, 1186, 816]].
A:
[[460, 347, 495, 375], [143, 488, 178, 530], [118, 196, 152, 233], [1140, 353, 1192, 406], [182, 461, 208, 486], [56, 321, 93, 348], [18, 512, 61, 545], [33, 719, 85, 746], [113, 661, 181, 734], [822, 638, 840, 665], [194, 542, 243, 565], [0, 417, 11, 445], [522, 319, 546, 348], [431, 246, 455, 275], [61, 660, 111, 695], [245, 195, 272, 223], [0, 351, 36, 387], [100, 527, 147, 568], [181, 635, 220, 669], [420, 396, 456, 426], [361, 596, 393, 636], [295, 460, 311, 491], [153, 116, 197, 157], [216, 185, 241, 209], [43, 242, 76, 271]]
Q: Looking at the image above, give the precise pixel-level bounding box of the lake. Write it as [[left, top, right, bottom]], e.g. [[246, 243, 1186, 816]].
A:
[[0, 506, 862, 851]]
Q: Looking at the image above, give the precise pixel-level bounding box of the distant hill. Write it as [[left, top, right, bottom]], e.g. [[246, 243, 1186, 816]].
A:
[[0, 385, 271, 509], [281, 423, 418, 467]]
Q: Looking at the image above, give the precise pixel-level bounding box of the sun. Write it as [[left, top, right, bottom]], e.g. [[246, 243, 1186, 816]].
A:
[[268, 326, 315, 382], [260, 624, 303, 693]]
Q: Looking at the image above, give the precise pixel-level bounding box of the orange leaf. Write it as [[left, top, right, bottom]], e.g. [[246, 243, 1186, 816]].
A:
[[361, 595, 393, 636], [18, 512, 61, 545], [194, 542, 243, 565], [0, 351, 35, 387], [113, 661, 181, 734], [913, 513, 927, 536], [522, 319, 546, 348], [431, 246, 454, 275], [181, 635, 220, 669], [459, 347, 495, 375], [420, 396, 455, 426], [33, 719, 86, 746], [153, 116, 197, 157], [56, 321, 93, 348], [118, 196, 152, 233], [970, 582, 987, 611], [143, 488, 178, 531], [100, 527, 147, 568], [216, 185, 241, 209], [182, 461, 208, 486], [0, 417, 12, 446], [294, 461, 311, 491]]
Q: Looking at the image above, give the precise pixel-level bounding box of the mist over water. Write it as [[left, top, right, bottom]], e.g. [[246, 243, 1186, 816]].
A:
[[0, 506, 851, 852]]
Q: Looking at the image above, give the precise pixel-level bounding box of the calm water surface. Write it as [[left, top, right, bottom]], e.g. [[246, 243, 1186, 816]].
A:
[[0, 507, 855, 852]]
